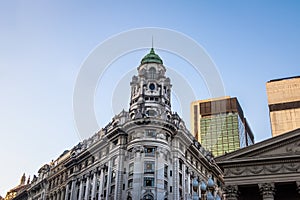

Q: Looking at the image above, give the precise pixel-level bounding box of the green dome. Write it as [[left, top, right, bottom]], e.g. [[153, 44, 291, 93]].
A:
[[141, 48, 163, 64]]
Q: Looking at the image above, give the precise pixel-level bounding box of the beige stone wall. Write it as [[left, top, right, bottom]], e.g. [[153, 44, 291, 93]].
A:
[[266, 77, 300, 105], [266, 77, 300, 136], [270, 108, 300, 137]]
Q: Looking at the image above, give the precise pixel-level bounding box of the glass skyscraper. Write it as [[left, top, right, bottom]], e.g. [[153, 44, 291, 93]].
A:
[[191, 97, 254, 157]]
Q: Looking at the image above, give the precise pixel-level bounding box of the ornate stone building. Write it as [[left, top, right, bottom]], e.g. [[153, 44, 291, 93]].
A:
[[216, 128, 300, 200], [13, 48, 223, 200], [5, 174, 30, 200]]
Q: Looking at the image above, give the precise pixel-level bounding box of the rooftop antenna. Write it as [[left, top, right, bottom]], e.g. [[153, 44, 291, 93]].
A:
[[152, 35, 154, 49]]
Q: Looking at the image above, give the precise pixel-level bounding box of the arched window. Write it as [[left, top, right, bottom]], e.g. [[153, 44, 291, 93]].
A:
[[148, 67, 156, 79]]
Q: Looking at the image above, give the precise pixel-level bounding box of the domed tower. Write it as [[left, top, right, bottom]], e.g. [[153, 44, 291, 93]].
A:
[[129, 48, 172, 120], [125, 48, 175, 200]]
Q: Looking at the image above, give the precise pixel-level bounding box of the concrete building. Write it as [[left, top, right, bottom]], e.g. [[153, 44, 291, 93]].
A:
[[13, 48, 224, 200], [266, 76, 300, 137], [216, 128, 300, 200], [191, 97, 254, 157]]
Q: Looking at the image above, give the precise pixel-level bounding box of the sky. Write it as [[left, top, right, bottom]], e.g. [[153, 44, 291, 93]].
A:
[[1, 0, 300, 196]]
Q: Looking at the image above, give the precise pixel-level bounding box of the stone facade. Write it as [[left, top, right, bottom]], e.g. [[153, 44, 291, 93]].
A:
[[216, 128, 300, 200], [13, 48, 223, 200], [266, 76, 300, 137]]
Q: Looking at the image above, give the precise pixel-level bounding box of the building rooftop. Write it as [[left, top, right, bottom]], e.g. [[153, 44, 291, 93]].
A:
[[268, 75, 300, 83]]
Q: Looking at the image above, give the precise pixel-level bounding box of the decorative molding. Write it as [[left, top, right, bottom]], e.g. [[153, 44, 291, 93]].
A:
[[286, 141, 300, 153], [224, 161, 300, 177], [223, 185, 239, 200], [258, 183, 275, 199]]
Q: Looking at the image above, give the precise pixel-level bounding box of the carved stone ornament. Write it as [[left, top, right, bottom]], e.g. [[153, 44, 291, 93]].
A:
[[284, 162, 300, 172], [265, 164, 283, 173], [231, 167, 246, 175], [286, 141, 300, 153], [249, 165, 264, 174], [223, 185, 239, 200], [259, 183, 275, 198]]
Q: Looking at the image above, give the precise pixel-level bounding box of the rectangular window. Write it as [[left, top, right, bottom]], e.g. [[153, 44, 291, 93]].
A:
[[179, 173, 182, 186], [110, 185, 115, 194], [128, 179, 133, 188], [164, 165, 168, 178], [164, 180, 168, 190], [144, 161, 155, 174], [111, 171, 116, 183], [145, 147, 155, 157], [170, 186, 172, 193], [179, 160, 183, 171], [129, 163, 134, 176], [112, 157, 117, 166], [144, 177, 155, 187]]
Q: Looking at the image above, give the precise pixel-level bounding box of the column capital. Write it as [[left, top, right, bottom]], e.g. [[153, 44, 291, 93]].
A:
[[223, 185, 239, 200], [296, 181, 300, 194], [259, 183, 275, 200]]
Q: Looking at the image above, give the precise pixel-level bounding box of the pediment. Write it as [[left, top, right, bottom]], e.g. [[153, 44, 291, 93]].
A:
[[216, 128, 300, 161]]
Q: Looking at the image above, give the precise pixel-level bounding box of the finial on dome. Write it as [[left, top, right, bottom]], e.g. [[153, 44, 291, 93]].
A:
[[140, 47, 163, 64]]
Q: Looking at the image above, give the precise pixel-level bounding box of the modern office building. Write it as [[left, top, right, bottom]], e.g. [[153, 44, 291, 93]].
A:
[[266, 76, 300, 137], [12, 48, 224, 200], [191, 97, 254, 157]]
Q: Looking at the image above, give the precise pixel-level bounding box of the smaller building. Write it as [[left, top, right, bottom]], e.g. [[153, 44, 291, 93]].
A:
[[216, 128, 300, 200], [191, 96, 254, 157], [266, 76, 300, 137]]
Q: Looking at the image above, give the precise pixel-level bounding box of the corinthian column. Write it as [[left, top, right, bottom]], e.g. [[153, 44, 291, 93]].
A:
[[296, 181, 300, 195], [223, 185, 239, 200], [259, 183, 275, 200]]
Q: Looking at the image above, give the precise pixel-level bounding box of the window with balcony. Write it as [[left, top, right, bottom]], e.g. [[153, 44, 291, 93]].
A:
[[144, 177, 155, 187], [129, 163, 134, 176], [145, 147, 155, 157], [144, 161, 155, 174], [128, 179, 133, 188]]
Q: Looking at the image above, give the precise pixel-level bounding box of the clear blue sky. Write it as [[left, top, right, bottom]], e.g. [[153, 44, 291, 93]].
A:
[[1, 1, 300, 196]]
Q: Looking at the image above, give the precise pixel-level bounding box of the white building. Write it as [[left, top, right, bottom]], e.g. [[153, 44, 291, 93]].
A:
[[15, 48, 224, 200]]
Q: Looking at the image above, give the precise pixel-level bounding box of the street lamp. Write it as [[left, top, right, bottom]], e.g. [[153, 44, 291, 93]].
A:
[[192, 177, 221, 200]]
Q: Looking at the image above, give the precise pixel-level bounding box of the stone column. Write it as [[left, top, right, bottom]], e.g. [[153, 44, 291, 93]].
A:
[[259, 183, 275, 200], [172, 158, 180, 200], [187, 173, 190, 196], [91, 173, 97, 200], [182, 163, 186, 199], [64, 184, 69, 200], [296, 181, 300, 195], [98, 168, 104, 200], [223, 185, 239, 200], [60, 189, 65, 200], [69, 180, 76, 200], [78, 178, 84, 200], [57, 191, 61, 200], [84, 175, 90, 200], [105, 161, 112, 200]]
